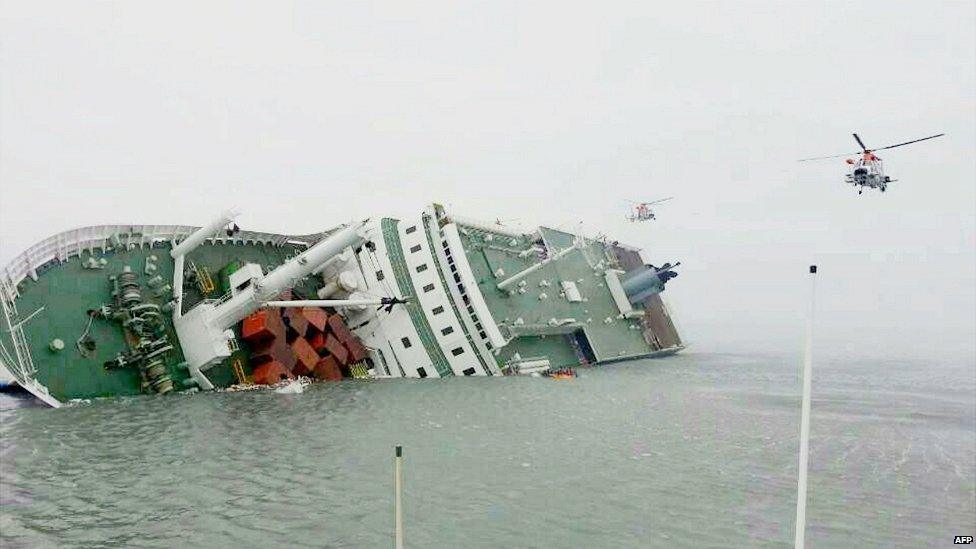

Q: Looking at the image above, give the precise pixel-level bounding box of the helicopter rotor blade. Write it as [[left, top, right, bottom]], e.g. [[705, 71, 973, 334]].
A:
[[797, 152, 858, 162], [645, 196, 674, 206], [873, 133, 945, 152], [853, 133, 868, 151]]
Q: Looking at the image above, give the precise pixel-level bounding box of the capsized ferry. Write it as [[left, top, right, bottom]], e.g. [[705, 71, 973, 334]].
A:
[[0, 203, 683, 407]]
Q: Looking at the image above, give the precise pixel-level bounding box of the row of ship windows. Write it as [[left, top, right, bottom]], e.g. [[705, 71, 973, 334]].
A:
[[441, 238, 491, 345], [372, 264, 430, 279], [414, 365, 477, 378], [373, 222, 475, 374], [400, 224, 469, 361], [372, 225, 422, 282], [403, 221, 488, 368], [374, 265, 432, 279], [400, 335, 464, 357]]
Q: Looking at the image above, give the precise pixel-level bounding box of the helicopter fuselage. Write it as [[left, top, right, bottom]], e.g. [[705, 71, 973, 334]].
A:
[[845, 156, 892, 194], [628, 211, 656, 222]]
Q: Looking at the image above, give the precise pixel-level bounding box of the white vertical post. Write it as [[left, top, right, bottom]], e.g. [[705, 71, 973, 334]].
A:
[[794, 265, 817, 549], [394, 445, 404, 549]]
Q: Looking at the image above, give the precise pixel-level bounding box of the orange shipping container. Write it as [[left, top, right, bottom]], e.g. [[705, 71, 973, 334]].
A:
[[283, 308, 309, 339], [252, 361, 295, 385], [324, 334, 350, 365], [291, 337, 319, 373], [313, 356, 343, 381], [344, 338, 368, 363], [308, 331, 328, 354], [301, 307, 330, 332], [242, 309, 285, 345], [326, 314, 354, 343], [251, 339, 298, 371]]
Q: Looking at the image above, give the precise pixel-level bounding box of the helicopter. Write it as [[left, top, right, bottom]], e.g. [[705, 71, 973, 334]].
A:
[[799, 132, 944, 194], [625, 197, 673, 222]]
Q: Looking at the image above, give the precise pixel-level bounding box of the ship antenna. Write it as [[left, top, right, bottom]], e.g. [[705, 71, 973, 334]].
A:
[[794, 265, 817, 549]]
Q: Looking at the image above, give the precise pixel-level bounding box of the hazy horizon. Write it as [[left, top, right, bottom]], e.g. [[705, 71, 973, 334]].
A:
[[2, 1, 973, 350]]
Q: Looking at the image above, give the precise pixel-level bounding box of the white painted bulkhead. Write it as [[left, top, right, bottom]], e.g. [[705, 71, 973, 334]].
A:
[[340, 215, 505, 378], [427, 217, 505, 374], [346, 221, 435, 378], [398, 216, 490, 376]]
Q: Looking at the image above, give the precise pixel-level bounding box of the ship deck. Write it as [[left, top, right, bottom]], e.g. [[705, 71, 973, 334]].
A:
[[456, 225, 681, 368], [3, 240, 316, 400]]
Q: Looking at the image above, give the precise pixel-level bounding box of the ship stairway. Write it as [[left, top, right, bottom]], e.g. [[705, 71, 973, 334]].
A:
[[188, 260, 217, 295], [350, 361, 370, 379], [231, 358, 250, 385]]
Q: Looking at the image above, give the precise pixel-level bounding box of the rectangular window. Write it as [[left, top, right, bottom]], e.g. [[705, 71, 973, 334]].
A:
[[432, 305, 445, 315], [451, 347, 464, 356], [441, 326, 454, 336], [401, 337, 412, 348], [376, 270, 384, 281], [405, 225, 417, 234], [416, 264, 428, 273], [417, 367, 427, 378], [423, 283, 435, 293], [410, 244, 422, 253], [462, 367, 476, 376]]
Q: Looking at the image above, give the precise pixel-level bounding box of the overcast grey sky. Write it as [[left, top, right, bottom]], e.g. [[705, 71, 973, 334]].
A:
[[2, 1, 973, 352]]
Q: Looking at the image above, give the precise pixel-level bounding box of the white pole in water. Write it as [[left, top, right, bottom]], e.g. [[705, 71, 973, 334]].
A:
[[794, 265, 817, 549], [394, 445, 404, 549]]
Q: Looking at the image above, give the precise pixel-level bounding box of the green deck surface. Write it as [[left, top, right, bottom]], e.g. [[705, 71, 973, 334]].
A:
[[458, 226, 659, 366], [5, 240, 311, 400]]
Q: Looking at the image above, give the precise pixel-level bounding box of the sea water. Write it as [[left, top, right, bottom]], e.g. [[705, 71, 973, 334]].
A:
[[1, 330, 973, 548]]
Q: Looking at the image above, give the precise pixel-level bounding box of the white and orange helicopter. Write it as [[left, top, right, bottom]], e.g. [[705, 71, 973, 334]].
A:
[[799, 132, 944, 194], [625, 197, 673, 222]]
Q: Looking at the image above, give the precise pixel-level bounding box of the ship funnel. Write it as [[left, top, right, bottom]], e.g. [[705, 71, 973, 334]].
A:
[[620, 262, 680, 304]]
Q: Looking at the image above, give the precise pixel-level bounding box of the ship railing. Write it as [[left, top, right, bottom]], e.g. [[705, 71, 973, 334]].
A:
[[1, 223, 341, 292], [502, 355, 550, 374], [213, 290, 235, 307], [0, 276, 37, 383]]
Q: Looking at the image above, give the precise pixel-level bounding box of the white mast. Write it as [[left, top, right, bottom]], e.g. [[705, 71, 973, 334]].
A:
[[394, 445, 404, 549], [794, 265, 817, 549]]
